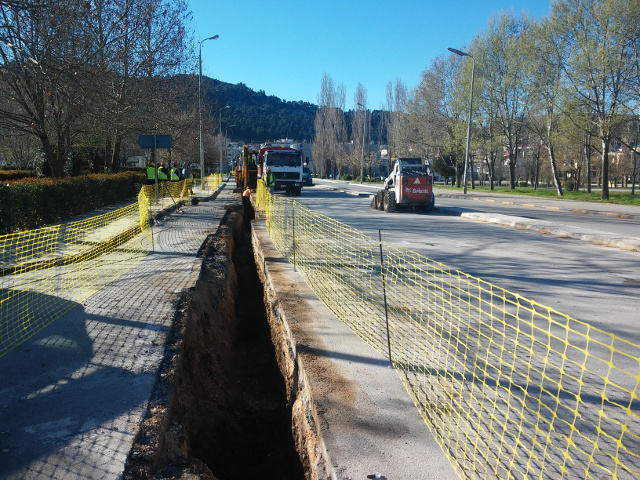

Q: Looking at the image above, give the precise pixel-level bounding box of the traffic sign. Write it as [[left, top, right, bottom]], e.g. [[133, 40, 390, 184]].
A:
[[137, 134, 173, 149]]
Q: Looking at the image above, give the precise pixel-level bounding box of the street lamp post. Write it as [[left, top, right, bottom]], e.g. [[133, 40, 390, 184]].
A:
[[448, 47, 475, 194], [224, 124, 237, 177], [199, 35, 219, 187], [321, 116, 325, 178], [357, 102, 367, 183], [218, 105, 230, 175]]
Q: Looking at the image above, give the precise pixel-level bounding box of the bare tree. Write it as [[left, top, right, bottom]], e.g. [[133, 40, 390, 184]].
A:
[[313, 73, 347, 178], [386, 79, 408, 158], [0, 0, 192, 176], [351, 83, 370, 179]]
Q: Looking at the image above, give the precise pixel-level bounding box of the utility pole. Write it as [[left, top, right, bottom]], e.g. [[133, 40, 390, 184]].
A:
[[199, 35, 219, 186]]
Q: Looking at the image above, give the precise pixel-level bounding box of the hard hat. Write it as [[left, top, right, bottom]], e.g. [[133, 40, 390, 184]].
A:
[[174, 162, 179, 167], [161, 162, 166, 166], [149, 163, 154, 167], [267, 167, 271, 172]]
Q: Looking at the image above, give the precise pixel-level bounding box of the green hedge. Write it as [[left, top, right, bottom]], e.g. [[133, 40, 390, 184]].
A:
[[0, 171, 145, 235], [0, 169, 35, 181]]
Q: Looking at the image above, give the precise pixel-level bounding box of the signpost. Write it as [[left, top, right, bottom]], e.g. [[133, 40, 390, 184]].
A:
[[137, 134, 173, 199]]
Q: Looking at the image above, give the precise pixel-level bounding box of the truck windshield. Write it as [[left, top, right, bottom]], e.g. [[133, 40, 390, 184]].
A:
[[267, 153, 301, 167], [401, 165, 431, 176]]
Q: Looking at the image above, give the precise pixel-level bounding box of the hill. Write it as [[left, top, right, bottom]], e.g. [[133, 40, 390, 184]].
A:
[[201, 77, 387, 145], [204, 78, 317, 143]]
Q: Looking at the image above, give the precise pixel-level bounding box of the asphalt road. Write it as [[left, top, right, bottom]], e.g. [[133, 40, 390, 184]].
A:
[[317, 180, 640, 238], [293, 181, 640, 345]]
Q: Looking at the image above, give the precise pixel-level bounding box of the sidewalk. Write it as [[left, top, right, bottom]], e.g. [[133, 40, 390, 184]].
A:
[[0, 185, 233, 479]]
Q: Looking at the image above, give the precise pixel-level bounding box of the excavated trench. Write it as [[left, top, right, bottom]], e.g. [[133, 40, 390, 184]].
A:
[[123, 202, 308, 480]]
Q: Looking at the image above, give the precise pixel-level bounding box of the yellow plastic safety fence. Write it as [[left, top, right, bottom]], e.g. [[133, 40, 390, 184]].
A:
[[141, 178, 195, 211], [203, 173, 223, 191], [0, 179, 194, 358], [254, 182, 640, 480]]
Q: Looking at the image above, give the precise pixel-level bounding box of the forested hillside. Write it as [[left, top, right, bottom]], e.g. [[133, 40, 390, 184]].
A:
[[203, 78, 317, 143], [201, 78, 386, 145]]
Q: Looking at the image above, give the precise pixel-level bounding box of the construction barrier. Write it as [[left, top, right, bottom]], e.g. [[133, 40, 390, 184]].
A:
[[0, 179, 193, 358], [254, 180, 640, 480], [203, 173, 222, 191]]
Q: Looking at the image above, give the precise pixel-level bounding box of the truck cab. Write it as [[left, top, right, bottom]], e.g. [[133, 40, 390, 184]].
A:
[[259, 147, 304, 195]]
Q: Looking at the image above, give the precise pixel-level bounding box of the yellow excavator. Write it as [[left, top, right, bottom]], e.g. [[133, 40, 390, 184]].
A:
[[235, 146, 259, 190]]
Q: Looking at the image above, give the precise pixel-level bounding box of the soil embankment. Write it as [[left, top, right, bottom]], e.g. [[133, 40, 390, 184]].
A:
[[123, 203, 307, 479]]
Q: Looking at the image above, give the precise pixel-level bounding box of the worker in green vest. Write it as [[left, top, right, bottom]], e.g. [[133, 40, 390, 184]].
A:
[[265, 167, 275, 194], [170, 162, 180, 182], [158, 162, 168, 181], [146, 163, 156, 185]]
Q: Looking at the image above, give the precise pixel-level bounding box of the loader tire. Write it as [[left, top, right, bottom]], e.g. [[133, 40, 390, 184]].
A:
[[377, 190, 385, 210], [371, 194, 379, 209], [424, 195, 435, 212], [384, 190, 397, 212]]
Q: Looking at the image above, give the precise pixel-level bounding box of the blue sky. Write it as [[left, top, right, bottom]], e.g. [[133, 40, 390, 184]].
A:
[[189, 0, 551, 109]]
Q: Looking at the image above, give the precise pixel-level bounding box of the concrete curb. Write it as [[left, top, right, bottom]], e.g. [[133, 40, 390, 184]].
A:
[[439, 208, 640, 252], [434, 191, 640, 220], [250, 219, 456, 480]]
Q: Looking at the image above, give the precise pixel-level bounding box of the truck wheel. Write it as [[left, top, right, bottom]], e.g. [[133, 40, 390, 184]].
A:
[[384, 190, 396, 212], [424, 196, 435, 212], [377, 190, 385, 210], [295, 187, 301, 196]]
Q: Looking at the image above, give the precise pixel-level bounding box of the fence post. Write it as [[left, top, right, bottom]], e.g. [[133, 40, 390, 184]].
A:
[[379, 229, 392, 363]]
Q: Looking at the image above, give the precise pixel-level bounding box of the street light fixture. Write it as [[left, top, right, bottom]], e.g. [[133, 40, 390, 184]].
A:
[[357, 102, 367, 183], [448, 47, 475, 194], [219, 105, 230, 175], [199, 34, 219, 187], [224, 124, 237, 177]]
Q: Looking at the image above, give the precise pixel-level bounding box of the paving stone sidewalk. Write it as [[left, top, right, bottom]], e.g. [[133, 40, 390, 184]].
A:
[[0, 186, 235, 480]]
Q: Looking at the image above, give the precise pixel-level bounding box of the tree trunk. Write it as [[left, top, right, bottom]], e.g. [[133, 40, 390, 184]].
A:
[[601, 137, 610, 200], [111, 138, 122, 172], [40, 135, 56, 177], [509, 154, 516, 189], [585, 130, 592, 193], [490, 153, 496, 190], [547, 144, 563, 196], [632, 152, 637, 196], [632, 130, 638, 196], [470, 156, 475, 189]]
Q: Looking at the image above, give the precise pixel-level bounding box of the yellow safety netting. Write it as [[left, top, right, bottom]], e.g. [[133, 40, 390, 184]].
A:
[[203, 173, 223, 191], [254, 180, 640, 480], [0, 179, 195, 358]]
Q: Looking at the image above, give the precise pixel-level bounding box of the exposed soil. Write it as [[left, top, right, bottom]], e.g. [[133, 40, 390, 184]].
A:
[[123, 203, 305, 480]]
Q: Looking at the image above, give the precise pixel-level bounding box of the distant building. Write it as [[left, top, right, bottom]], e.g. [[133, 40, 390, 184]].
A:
[[290, 142, 314, 171], [125, 156, 146, 167]]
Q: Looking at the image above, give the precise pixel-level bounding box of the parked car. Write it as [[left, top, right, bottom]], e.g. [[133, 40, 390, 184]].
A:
[[302, 166, 313, 186]]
